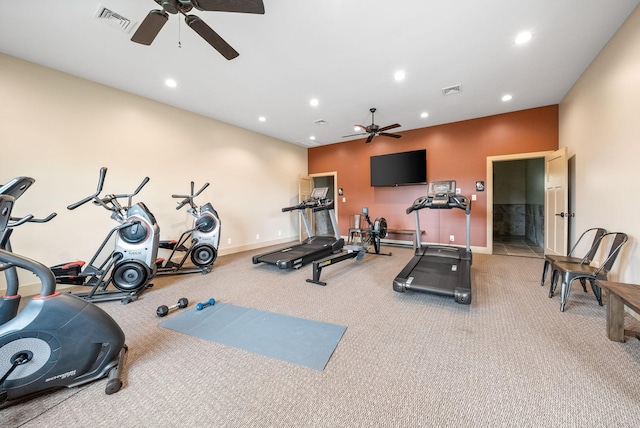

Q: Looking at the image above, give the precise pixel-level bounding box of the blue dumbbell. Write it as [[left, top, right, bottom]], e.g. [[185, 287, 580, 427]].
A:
[[196, 298, 216, 311]]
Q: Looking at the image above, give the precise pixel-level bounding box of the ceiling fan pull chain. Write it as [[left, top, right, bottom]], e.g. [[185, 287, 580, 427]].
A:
[[178, 16, 182, 48]]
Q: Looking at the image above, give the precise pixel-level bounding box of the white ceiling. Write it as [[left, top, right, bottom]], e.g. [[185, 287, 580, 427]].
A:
[[1, 1, 638, 148]]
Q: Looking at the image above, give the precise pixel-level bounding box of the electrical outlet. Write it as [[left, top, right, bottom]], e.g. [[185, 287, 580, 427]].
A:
[[256, 234, 260, 240], [450, 235, 455, 242], [227, 238, 232, 244]]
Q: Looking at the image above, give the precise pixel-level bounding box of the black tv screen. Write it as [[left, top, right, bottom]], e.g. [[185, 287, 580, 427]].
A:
[[370, 149, 427, 187]]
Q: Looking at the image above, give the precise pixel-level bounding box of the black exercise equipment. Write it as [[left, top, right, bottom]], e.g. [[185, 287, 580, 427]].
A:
[[0, 190, 127, 406], [306, 206, 391, 286], [156, 297, 189, 317], [252, 187, 343, 270], [392, 181, 473, 304], [50, 168, 160, 304], [156, 182, 221, 276]]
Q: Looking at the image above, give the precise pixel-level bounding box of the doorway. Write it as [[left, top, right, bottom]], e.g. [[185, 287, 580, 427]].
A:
[[309, 172, 337, 236], [486, 151, 552, 258]]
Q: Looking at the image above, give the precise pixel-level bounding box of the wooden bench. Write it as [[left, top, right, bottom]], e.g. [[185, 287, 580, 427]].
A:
[[385, 229, 425, 251], [596, 280, 640, 342]]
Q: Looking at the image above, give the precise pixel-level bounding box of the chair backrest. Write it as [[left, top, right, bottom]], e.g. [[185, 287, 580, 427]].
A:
[[571, 227, 607, 262], [350, 214, 361, 230], [594, 232, 628, 275]]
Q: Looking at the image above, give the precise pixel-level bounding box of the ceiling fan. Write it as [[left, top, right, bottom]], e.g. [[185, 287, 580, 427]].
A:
[[342, 108, 402, 143], [131, 0, 265, 60]]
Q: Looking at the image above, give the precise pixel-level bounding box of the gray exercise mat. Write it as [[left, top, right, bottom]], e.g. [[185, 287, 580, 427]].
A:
[[159, 302, 346, 370]]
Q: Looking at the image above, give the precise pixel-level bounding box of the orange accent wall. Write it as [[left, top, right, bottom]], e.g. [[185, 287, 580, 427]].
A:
[[308, 105, 559, 247]]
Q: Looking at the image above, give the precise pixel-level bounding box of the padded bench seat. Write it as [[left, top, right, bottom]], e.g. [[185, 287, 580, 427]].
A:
[[596, 280, 640, 342]]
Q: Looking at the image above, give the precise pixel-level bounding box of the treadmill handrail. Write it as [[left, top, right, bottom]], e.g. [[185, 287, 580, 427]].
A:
[[282, 198, 332, 212], [406, 194, 470, 214]]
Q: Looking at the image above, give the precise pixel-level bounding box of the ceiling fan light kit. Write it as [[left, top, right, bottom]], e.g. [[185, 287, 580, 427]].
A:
[[131, 0, 265, 60], [342, 108, 402, 143]]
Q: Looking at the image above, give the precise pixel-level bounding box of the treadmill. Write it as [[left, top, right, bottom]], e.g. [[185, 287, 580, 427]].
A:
[[392, 180, 472, 304], [252, 187, 343, 270]]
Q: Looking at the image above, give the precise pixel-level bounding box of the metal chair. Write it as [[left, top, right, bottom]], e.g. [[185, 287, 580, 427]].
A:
[[347, 214, 363, 245], [549, 232, 628, 311], [540, 227, 607, 286]]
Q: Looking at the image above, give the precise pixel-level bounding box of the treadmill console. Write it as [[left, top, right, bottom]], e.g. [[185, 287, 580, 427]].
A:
[[428, 180, 456, 207], [310, 187, 329, 200]]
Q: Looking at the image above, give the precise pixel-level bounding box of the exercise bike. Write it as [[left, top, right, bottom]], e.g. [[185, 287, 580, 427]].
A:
[[0, 176, 54, 324], [50, 167, 160, 304], [156, 182, 221, 276], [0, 192, 127, 406], [306, 207, 391, 286]]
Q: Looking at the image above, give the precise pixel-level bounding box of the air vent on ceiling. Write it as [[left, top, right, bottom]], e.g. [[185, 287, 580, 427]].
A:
[[94, 5, 135, 33], [312, 119, 328, 126], [296, 139, 321, 148], [442, 84, 462, 96]]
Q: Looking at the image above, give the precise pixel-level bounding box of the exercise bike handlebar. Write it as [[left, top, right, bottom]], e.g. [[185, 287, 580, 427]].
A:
[[8, 212, 57, 228]]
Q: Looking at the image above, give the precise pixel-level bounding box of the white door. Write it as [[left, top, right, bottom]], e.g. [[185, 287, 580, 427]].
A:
[[298, 175, 313, 241], [544, 148, 568, 256]]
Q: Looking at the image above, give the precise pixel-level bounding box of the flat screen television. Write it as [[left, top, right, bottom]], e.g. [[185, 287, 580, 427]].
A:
[[370, 149, 427, 187]]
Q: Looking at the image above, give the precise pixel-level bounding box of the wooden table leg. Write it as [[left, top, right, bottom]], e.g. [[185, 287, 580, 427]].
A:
[[607, 292, 625, 342]]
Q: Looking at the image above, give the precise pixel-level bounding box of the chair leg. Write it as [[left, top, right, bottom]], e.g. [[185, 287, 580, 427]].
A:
[[590, 279, 603, 306], [541, 260, 550, 286], [549, 269, 559, 298], [580, 278, 587, 292], [560, 277, 572, 312]]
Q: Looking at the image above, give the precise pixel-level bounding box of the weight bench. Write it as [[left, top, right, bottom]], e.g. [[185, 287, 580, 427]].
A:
[[596, 280, 640, 342], [385, 229, 425, 251]]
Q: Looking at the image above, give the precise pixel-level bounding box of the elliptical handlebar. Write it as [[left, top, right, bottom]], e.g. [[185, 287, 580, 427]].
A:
[[67, 167, 108, 211], [67, 168, 150, 214], [172, 181, 210, 211]]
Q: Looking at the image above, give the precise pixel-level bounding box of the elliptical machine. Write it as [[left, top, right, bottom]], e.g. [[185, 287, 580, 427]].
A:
[[50, 168, 160, 304], [0, 190, 126, 406], [156, 182, 221, 276]]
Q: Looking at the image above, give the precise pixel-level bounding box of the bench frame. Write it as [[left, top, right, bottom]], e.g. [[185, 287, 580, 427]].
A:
[[596, 280, 640, 342]]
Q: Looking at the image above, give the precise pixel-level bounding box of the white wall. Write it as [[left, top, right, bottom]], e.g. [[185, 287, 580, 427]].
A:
[[559, 6, 640, 283], [0, 54, 307, 291]]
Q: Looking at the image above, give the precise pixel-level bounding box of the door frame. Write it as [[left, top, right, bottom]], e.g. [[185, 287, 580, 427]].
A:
[[486, 151, 553, 254], [309, 171, 338, 221]]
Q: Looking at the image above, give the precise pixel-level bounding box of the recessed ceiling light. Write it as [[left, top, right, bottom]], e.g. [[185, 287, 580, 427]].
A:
[[354, 126, 362, 132], [394, 70, 406, 81], [258, 116, 266, 122], [309, 135, 316, 140], [420, 112, 429, 118], [165, 78, 177, 88], [515, 32, 532, 44], [502, 94, 513, 102], [310, 98, 319, 107]]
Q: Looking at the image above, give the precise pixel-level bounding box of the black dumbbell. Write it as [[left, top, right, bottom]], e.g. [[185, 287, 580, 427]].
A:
[[196, 298, 216, 311], [156, 297, 189, 317]]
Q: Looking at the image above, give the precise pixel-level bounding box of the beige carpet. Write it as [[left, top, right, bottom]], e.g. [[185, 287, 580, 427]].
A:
[[2, 244, 640, 427]]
